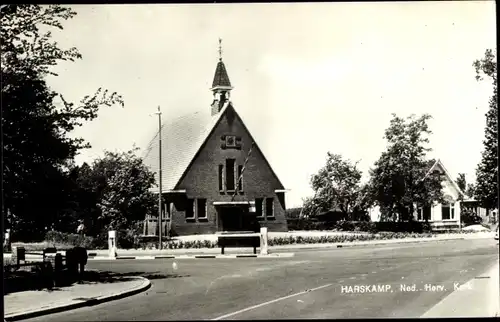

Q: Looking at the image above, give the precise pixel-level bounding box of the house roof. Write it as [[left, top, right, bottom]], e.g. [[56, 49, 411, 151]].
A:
[[142, 101, 286, 193], [424, 159, 465, 197], [212, 60, 232, 88]]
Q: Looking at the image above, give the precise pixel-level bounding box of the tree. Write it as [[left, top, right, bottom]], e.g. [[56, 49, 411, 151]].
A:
[[456, 173, 466, 201], [351, 183, 374, 221], [81, 149, 158, 234], [465, 184, 476, 200], [304, 153, 366, 220], [1, 5, 124, 238], [456, 173, 466, 193], [368, 114, 444, 222], [456, 173, 476, 200], [473, 49, 498, 210]]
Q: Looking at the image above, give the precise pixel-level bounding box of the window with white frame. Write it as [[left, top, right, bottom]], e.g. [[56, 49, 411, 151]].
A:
[[451, 203, 455, 219], [265, 198, 274, 218], [255, 198, 264, 219], [442, 204, 451, 220], [164, 203, 171, 220], [197, 199, 207, 219], [442, 195, 454, 220], [186, 199, 195, 219], [417, 208, 423, 221]]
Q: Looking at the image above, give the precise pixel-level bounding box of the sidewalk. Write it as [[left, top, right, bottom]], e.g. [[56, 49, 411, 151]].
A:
[[4, 275, 151, 321], [83, 232, 494, 259], [4, 232, 493, 261], [421, 261, 499, 317]]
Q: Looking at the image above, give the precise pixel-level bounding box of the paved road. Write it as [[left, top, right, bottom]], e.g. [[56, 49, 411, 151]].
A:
[[19, 239, 498, 320]]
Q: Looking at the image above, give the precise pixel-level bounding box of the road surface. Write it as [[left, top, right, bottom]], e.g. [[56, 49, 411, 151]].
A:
[[18, 238, 499, 320]]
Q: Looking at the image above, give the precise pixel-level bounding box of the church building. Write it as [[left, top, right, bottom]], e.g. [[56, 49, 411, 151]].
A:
[[142, 42, 288, 236]]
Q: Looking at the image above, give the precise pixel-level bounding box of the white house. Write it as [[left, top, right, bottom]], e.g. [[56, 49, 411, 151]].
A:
[[369, 159, 464, 231]]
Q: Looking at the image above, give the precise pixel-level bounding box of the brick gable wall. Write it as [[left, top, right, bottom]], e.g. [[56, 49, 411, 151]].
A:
[[166, 107, 287, 235]]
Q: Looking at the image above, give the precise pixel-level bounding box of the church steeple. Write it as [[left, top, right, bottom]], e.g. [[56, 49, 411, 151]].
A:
[[211, 38, 233, 116]]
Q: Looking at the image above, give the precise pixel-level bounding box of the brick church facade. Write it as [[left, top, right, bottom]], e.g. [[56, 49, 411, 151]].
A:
[[142, 47, 288, 236]]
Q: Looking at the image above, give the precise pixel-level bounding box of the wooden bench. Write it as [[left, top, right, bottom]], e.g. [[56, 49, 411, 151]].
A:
[[218, 232, 260, 255]]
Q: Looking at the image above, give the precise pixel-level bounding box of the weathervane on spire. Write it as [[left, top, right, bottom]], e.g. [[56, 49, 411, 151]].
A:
[[218, 38, 223, 61]]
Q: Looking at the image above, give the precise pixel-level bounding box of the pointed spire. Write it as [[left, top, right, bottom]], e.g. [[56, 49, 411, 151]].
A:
[[211, 38, 233, 90], [212, 61, 232, 88], [210, 39, 233, 116]]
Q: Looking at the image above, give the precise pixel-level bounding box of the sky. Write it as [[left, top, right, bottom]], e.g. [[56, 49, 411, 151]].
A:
[[45, 2, 497, 209]]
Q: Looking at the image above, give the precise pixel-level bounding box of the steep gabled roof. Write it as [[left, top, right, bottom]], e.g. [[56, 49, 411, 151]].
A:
[[424, 159, 464, 197], [142, 102, 285, 193]]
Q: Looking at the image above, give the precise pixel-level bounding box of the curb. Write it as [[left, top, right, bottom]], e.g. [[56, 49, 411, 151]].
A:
[[334, 237, 466, 248], [87, 253, 295, 261], [4, 276, 151, 321], [85, 237, 471, 260]]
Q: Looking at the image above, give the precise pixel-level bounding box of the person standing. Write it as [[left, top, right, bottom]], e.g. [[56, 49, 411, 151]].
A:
[[76, 220, 85, 237]]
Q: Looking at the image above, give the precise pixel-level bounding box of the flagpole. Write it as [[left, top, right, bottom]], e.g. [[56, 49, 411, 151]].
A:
[[232, 142, 255, 202], [156, 106, 163, 250]]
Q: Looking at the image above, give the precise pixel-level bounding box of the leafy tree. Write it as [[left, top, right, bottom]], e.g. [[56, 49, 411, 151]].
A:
[[456, 173, 466, 193], [304, 153, 367, 220], [1, 5, 124, 239], [300, 197, 315, 219], [455, 173, 476, 200], [368, 114, 444, 222], [456, 173, 466, 201], [465, 183, 476, 200], [76, 149, 158, 235], [351, 183, 374, 221], [473, 49, 498, 210], [64, 162, 101, 233]]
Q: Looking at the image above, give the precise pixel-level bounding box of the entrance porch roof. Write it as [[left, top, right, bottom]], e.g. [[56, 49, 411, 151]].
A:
[[213, 201, 255, 206]]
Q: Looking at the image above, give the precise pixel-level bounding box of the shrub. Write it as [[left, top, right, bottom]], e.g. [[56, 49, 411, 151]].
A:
[[45, 231, 98, 249], [334, 220, 355, 231]]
